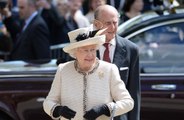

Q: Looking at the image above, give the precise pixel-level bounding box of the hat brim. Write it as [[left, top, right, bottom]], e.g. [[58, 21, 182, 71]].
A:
[[63, 35, 105, 54]]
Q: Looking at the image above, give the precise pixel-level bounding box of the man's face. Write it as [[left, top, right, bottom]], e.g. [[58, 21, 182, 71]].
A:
[[35, 0, 46, 8], [18, 0, 29, 19], [56, 1, 69, 15], [95, 9, 119, 42]]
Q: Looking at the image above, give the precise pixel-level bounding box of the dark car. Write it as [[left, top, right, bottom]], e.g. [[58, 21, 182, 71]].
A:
[[118, 11, 184, 120], [0, 11, 184, 120], [0, 61, 56, 120]]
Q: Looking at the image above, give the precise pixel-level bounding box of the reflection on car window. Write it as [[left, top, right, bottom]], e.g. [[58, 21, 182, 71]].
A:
[[130, 22, 184, 73]]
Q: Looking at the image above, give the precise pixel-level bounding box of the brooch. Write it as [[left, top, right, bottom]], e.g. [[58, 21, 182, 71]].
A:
[[98, 71, 104, 79]]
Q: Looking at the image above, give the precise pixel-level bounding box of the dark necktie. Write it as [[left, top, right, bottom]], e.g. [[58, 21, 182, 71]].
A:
[[103, 43, 111, 62]]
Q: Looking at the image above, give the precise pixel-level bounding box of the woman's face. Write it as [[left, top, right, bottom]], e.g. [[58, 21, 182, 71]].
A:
[[132, 0, 144, 12], [75, 44, 97, 71], [68, 0, 82, 12]]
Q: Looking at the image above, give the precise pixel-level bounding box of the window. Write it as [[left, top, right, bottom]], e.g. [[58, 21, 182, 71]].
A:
[[130, 22, 184, 73]]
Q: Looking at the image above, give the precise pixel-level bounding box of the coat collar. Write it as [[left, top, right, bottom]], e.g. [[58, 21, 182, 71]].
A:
[[74, 58, 99, 75]]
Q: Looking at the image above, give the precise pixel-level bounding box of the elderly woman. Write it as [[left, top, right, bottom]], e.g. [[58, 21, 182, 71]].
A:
[[43, 27, 134, 120]]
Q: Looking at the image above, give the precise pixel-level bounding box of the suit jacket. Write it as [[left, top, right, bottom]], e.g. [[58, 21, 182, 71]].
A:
[[98, 35, 140, 120], [40, 4, 71, 45], [113, 35, 140, 120], [4, 14, 51, 64]]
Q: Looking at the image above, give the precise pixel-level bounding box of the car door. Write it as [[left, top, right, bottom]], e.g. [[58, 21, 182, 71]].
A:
[[121, 17, 184, 120]]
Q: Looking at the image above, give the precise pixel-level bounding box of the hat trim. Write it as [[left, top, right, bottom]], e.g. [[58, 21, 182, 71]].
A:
[[63, 35, 105, 54]]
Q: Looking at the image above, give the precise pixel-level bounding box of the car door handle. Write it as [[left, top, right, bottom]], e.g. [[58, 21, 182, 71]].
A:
[[36, 97, 46, 102], [151, 84, 176, 90]]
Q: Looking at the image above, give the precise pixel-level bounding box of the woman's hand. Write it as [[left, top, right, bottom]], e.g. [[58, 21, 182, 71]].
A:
[[53, 106, 76, 119], [83, 104, 110, 119]]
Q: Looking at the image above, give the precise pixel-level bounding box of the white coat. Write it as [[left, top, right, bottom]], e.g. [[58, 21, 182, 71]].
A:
[[43, 60, 134, 120]]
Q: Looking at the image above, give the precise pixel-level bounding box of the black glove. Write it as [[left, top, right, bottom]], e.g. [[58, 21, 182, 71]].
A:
[[53, 106, 76, 119], [83, 104, 110, 120]]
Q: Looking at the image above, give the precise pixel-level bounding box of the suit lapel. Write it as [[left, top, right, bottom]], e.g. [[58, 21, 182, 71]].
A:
[[113, 35, 128, 68], [13, 29, 26, 51], [97, 35, 128, 68], [23, 15, 37, 34]]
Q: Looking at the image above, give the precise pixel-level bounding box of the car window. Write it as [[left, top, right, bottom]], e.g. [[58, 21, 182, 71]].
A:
[[117, 12, 159, 34], [129, 22, 184, 73]]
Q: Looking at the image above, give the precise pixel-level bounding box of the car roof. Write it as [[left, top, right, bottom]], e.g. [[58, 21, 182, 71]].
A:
[[118, 12, 159, 34], [118, 10, 184, 37], [0, 60, 57, 75]]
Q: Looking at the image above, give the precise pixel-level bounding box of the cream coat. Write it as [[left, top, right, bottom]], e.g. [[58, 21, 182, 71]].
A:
[[43, 60, 134, 120]]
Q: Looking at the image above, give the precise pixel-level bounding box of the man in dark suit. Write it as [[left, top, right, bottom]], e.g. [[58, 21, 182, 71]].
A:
[[2, 0, 51, 64], [36, 0, 71, 45], [93, 5, 140, 120]]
